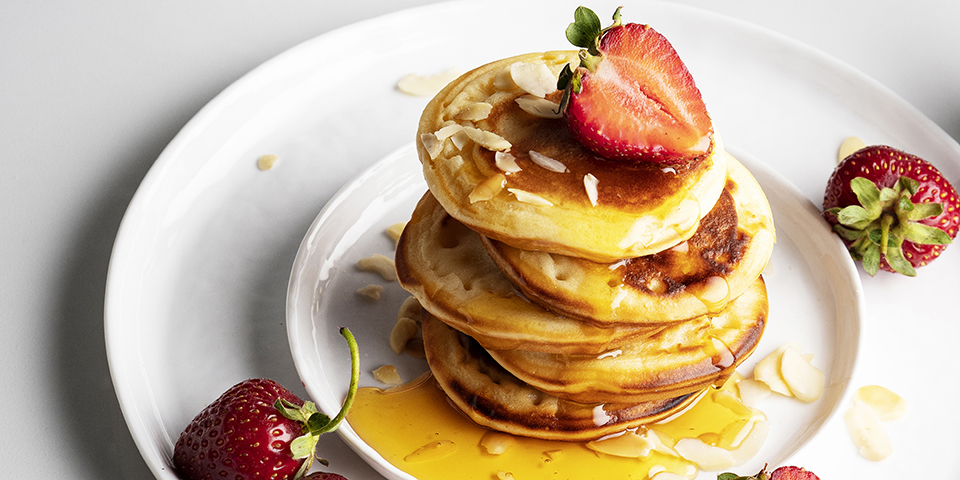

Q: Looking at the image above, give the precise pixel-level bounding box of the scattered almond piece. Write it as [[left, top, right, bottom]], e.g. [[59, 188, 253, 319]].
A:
[[529, 150, 568, 173], [372, 365, 403, 385], [420, 132, 444, 159], [854, 385, 908, 421], [753, 342, 801, 397], [356, 254, 397, 281], [838, 136, 866, 163], [509, 61, 557, 97], [256, 154, 279, 171], [480, 431, 517, 455], [397, 68, 462, 97], [434, 123, 464, 141], [397, 295, 422, 321], [844, 400, 893, 461], [736, 379, 772, 408], [516, 95, 562, 118], [496, 471, 515, 480], [455, 102, 493, 121], [469, 174, 507, 203], [462, 126, 511, 151], [728, 417, 769, 465], [508, 188, 553, 206], [356, 284, 384, 300], [404, 337, 425, 359], [495, 151, 522, 173], [386, 222, 406, 245], [449, 130, 469, 150], [390, 317, 418, 355], [586, 431, 653, 458], [780, 345, 825, 403], [584, 173, 599, 206], [674, 438, 735, 471]]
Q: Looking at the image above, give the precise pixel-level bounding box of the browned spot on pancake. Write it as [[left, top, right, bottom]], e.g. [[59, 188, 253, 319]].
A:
[[620, 189, 751, 294], [478, 92, 711, 210]]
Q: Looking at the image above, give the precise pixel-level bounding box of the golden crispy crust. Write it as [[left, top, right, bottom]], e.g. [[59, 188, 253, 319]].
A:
[[421, 311, 700, 441]]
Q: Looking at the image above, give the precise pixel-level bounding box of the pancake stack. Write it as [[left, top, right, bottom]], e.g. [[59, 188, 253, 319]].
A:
[[396, 51, 775, 442]]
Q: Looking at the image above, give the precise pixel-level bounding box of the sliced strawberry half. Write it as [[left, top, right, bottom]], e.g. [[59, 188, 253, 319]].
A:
[[558, 7, 713, 164]]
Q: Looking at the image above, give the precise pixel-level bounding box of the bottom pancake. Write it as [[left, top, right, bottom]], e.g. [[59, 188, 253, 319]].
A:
[[421, 311, 701, 442]]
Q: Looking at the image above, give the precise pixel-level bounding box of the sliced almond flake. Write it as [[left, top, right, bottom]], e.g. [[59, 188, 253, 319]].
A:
[[386, 222, 406, 244], [838, 136, 866, 163], [356, 254, 397, 281], [516, 95, 562, 119], [257, 154, 279, 171], [854, 385, 908, 421], [455, 102, 493, 121], [509, 62, 557, 98], [495, 151, 521, 173], [372, 365, 403, 385], [508, 188, 553, 206], [463, 126, 511, 151], [584, 173, 599, 206], [449, 130, 469, 150], [420, 132, 444, 159], [845, 401, 893, 461], [356, 284, 384, 300], [529, 150, 568, 172], [469, 174, 506, 203], [434, 124, 464, 141], [396, 68, 462, 97]]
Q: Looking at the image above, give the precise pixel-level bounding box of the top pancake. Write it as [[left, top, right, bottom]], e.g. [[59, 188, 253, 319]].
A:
[[417, 50, 729, 262], [481, 155, 775, 324]]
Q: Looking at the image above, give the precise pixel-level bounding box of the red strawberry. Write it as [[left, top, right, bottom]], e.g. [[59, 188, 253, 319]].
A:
[[558, 7, 713, 164], [769, 466, 820, 480], [173, 328, 360, 480], [302, 473, 349, 480], [718, 464, 819, 480], [823, 145, 959, 276]]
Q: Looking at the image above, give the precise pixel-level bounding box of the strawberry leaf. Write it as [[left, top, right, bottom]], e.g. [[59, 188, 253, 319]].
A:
[[307, 412, 333, 432], [565, 7, 602, 51], [832, 224, 866, 241], [899, 176, 920, 196], [835, 205, 872, 228], [900, 222, 953, 245], [885, 241, 917, 277], [902, 201, 943, 221], [290, 434, 320, 460], [850, 177, 882, 216]]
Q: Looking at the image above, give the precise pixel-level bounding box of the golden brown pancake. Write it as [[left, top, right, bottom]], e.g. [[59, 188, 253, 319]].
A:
[[417, 50, 729, 262], [395, 192, 662, 354], [421, 310, 701, 441], [486, 277, 768, 404], [481, 155, 775, 325]]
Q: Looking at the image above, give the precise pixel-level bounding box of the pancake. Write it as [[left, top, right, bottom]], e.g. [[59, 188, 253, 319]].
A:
[[417, 50, 729, 262], [486, 277, 768, 404], [421, 310, 701, 441], [481, 155, 775, 325], [395, 191, 662, 354]]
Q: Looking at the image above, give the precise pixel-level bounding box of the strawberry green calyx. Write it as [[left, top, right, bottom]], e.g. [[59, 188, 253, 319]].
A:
[[281, 327, 361, 478], [826, 175, 952, 277], [558, 6, 620, 96]]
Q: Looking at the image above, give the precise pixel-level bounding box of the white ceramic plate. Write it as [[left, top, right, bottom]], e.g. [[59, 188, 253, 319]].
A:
[[285, 143, 864, 480], [105, 1, 960, 479]]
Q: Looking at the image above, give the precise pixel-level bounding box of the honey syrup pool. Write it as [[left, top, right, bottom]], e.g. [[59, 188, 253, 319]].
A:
[[346, 371, 764, 480]]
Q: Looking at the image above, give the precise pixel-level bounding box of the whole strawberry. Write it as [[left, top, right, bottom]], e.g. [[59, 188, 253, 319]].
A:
[[173, 328, 360, 480], [823, 145, 959, 276], [558, 7, 713, 164], [719, 465, 820, 480]]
